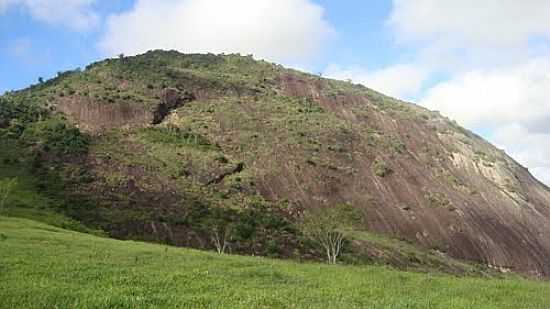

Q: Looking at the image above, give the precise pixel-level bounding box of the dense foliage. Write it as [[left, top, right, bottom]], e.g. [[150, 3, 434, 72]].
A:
[[20, 117, 89, 155]]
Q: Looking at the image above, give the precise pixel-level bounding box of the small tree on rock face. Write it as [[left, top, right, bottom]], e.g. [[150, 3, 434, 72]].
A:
[[0, 178, 17, 213], [300, 203, 361, 264]]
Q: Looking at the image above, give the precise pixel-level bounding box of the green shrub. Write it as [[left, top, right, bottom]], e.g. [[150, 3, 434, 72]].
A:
[[425, 192, 453, 209], [0, 97, 48, 130], [20, 118, 89, 155], [372, 159, 392, 177], [140, 127, 214, 149], [390, 137, 407, 154]]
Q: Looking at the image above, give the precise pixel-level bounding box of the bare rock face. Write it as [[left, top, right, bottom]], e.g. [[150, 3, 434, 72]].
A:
[[273, 73, 550, 277], [57, 99, 151, 132], [152, 88, 195, 124], [57, 88, 194, 133]]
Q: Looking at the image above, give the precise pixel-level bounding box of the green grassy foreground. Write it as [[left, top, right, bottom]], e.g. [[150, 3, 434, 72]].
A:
[[0, 216, 549, 309]]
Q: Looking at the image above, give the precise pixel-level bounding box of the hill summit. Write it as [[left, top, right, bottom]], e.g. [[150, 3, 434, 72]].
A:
[[2, 50, 550, 277]]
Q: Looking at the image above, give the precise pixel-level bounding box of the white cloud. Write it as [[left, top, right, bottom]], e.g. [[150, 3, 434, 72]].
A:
[[0, 0, 9, 12], [0, 0, 99, 31], [420, 58, 550, 129], [419, 58, 550, 185], [389, 0, 550, 48], [492, 124, 550, 186], [0, 0, 17, 12], [387, 1, 550, 185], [324, 63, 429, 100], [9, 37, 32, 58], [532, 167, 550, 187], [99, 0, 335, 63]]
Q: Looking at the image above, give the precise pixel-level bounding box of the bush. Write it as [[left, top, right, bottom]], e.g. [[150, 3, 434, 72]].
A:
[[182, 197, 295, 255], [20, 118, 89, 155], [372, 159, 392, 177], [425, 192, 453, 209], [0, 97, 48, 130], [140, 127, 214, 149]]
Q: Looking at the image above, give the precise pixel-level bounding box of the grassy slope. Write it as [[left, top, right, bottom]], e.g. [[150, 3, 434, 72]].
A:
[[1, 217, 549, 309]]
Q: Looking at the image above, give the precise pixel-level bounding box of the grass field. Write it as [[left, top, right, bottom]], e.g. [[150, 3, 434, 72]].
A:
[[1, 216, 549, 308]]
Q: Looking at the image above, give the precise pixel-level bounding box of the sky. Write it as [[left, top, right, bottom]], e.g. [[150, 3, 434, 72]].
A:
[[2, 0, 550, 185]]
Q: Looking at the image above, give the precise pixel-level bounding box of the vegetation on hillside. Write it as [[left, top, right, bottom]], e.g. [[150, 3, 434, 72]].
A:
[[2, 50, 550, 277], [0, 96, 99, 233], [300, 203, 361, 264], [0, 178, 16, 212]]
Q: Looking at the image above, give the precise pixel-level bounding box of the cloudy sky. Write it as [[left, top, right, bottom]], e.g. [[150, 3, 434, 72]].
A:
[[2, 0, 550, 185]]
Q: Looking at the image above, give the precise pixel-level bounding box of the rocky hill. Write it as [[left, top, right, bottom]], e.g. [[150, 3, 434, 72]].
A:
[[2, 50, 550, 277]]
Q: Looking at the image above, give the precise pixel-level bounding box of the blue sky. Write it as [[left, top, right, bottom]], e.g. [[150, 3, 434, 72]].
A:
[[2, 0, 550, 184], [1, 0, 401, 94], [1, 1, 133, 92]]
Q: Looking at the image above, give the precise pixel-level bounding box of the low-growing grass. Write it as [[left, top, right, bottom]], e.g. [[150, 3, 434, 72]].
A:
[[1, 216, 549, 309]]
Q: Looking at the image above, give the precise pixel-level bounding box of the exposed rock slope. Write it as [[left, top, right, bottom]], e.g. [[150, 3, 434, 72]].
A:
[[3, 51, 550, 277]]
